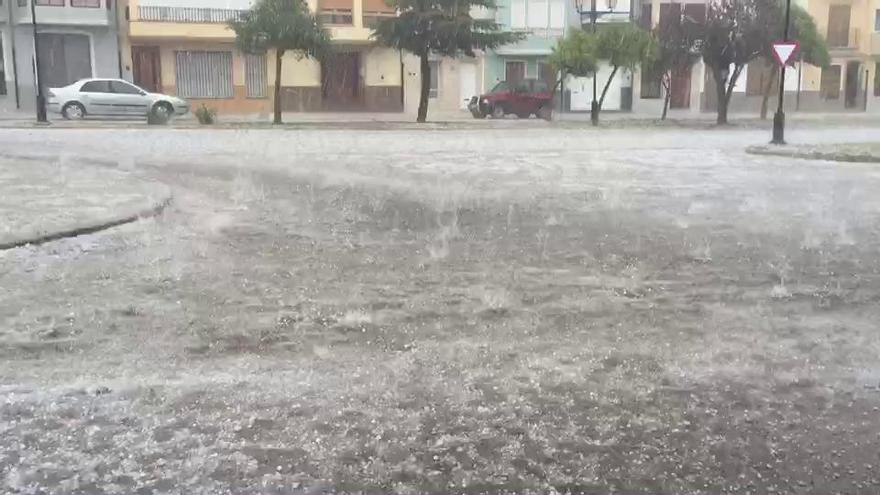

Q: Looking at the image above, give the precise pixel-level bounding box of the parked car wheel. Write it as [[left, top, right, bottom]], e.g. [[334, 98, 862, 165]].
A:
[[62, 102, 86, 120], [516, 112, 531, 119], [148, 102, 173, 125], [491, 106, 506, 119]]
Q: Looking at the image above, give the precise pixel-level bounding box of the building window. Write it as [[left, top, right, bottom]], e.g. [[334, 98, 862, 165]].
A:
[[35, 0, 66, 5], [245, 53, 268, 99], [827, 5, 851, 47], [820, 65, 841, 99], [505, 60, 526, 83], [175, 51, 234, 99], [875, 9, 880, 31], [640, 67, 661, 98], [0, 34, 6, 96], [71, 0, 101, 7], [510, 0, 562, 31], [428, 61, 439, 98]]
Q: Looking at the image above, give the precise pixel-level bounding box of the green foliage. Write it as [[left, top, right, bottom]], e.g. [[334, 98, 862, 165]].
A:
[[788, 4, 829, 68], [595, 24, 657, 71], [549, 30, 598, 78], [229, 0, 330, 58], [372, 0, 524, 58], [195, 105, 217, 125]]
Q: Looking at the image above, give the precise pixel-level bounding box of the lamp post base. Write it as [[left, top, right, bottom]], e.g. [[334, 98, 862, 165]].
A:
[[36, 94, 48, 123], [771, 110, 785, 145], [590, 100, 598, 126]]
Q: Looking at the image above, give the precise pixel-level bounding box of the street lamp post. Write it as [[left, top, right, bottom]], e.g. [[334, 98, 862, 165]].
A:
[[575, 0, 618, 126], [30, 0, 48, 123], [770, 0, 792, 144]]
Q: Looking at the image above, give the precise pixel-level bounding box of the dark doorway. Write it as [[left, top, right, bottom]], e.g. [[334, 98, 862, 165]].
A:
[[322, 52, 361, 110], [845, 61, 860, 108], [670, 66, 691, 108], [132, 46, 162, 93], [36, 33, 91, 91]]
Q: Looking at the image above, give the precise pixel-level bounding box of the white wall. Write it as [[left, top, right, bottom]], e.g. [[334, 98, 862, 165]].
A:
[[566, 62, 627, 111]]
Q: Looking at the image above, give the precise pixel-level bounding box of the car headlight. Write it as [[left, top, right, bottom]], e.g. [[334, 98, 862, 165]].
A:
[[482, 98, 489, 104]]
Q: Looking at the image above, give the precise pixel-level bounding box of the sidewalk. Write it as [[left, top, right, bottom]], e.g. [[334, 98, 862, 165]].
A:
[[0, 154, 172, 250], [2, 108, 880, 129]]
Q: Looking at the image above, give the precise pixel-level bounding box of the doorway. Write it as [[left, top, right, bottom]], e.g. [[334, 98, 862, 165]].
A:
[[132, 46, 162, 93], [845, 61, 860, 108], [670, 66, 691, 109], [36, 33, 92, 91], [322, 52, 361, 110]]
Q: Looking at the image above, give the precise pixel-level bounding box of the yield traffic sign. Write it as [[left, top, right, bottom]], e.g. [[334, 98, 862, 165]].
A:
[[771, 41, 800, 66]]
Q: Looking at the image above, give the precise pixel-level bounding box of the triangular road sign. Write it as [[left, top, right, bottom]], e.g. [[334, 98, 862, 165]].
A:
[[771, 41, 800, 66]]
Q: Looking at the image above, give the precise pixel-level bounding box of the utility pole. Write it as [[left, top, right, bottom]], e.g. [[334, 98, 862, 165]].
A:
[[30, 0, 48, 123], [770, 0, 791, 144], [590, 0, 598, 126]]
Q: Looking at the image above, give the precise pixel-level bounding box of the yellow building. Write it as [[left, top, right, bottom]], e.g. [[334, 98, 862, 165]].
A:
[[121, 0, 404, 114]]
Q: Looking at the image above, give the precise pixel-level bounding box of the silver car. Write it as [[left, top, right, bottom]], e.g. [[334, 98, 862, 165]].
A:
[[47, 78, 189, 120]]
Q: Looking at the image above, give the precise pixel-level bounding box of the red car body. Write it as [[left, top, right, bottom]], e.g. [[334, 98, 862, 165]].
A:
[[468, 79, 554, 119]]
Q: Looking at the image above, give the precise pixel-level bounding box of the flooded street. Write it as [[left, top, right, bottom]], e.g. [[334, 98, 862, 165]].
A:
[[2, 125, 880, 493]]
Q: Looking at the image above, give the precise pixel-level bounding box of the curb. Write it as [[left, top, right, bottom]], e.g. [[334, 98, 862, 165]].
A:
[[0, 153, 174, 250], [0, 195, 173, 251], [745, 145, 880, 163]]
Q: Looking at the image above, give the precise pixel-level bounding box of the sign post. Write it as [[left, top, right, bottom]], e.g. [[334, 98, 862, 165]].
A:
[[770, 0, 797, 145]]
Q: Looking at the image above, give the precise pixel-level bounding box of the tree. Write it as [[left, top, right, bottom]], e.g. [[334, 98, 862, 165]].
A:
[[230, 0, 330, 125], [594, 24, 656, 122], [646, 11, 701, 119], [549, 30, 599, 91], [552, 25, 654, 125], [373, 0, 523, 123], [758, 4, 829, 119], [700, 0, 780, 125]]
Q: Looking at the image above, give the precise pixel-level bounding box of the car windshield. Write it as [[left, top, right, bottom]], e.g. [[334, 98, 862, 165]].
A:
[[489, 81, 510, 93], [5, 2, 880, 494]]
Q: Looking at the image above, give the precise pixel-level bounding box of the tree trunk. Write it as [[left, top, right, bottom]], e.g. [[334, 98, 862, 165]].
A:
[[597, 65, 619, 111], [714, 68, 728, 125], [661, 73, 671, 120], [417, 52, 430, 123], [273, 49, 284, 125], [759, 66, 778, 120]]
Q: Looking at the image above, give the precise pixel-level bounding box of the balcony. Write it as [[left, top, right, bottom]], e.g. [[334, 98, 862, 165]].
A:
[[362, 10, 395, 29], [319, 8, 353, 25], [14, 0, 112, 26], [828, 27, 860, 52], [136, 6, 247, 24], [128, 5, 247, 39]]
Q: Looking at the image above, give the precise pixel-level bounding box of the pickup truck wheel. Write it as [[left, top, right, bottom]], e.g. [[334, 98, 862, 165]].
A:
[[491, 106, 506, 119], [537, 105, 553, 121], [516, 112, 531, 119]]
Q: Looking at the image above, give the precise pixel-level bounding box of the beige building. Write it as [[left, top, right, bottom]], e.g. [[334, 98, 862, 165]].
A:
[[121, 0, 404, 114], [631, 0, 880, 116]]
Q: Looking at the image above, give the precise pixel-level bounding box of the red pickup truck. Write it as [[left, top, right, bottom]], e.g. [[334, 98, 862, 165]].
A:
[[468, 79, 554, 120]]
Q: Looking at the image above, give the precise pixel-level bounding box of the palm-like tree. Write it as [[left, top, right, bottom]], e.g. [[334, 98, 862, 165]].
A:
[[231, 0, 330, 124], [372, 0, 524, 122]]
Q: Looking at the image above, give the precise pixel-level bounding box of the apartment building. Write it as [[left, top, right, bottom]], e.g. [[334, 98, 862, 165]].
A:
[[1, 0, 122, 114], [122, 0, 404, 114], [631, 0, 880, 116]]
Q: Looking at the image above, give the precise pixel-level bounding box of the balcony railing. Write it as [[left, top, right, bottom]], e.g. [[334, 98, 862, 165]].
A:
[[137, 6, 248, 23], [363, 10, 395, 29], [828, 27, 860, 49], [319, 8, 353, 25]]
